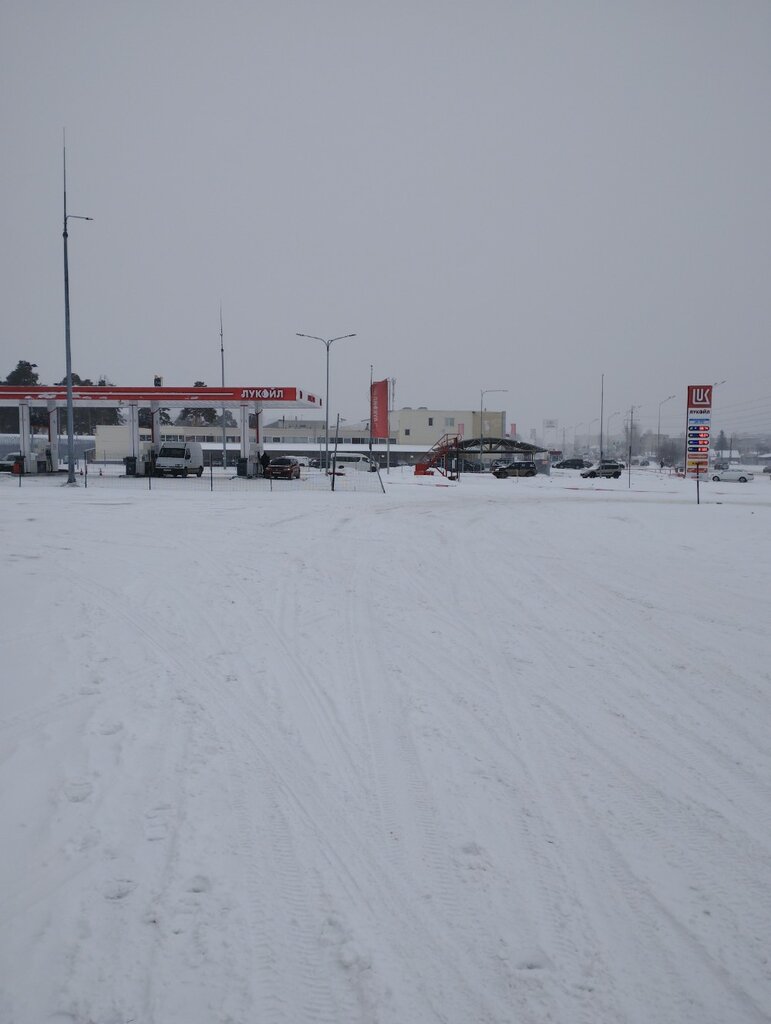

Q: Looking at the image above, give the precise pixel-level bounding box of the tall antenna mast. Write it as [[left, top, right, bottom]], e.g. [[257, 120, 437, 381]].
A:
[[369, 364, 374, 454], [220, 304, 226, 471]]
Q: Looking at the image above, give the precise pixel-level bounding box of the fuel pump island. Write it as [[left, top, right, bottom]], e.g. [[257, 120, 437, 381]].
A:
[[0, 384, 322, 477]]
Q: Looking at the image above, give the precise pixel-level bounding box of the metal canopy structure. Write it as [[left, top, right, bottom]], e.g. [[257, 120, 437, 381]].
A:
[[414, 435, 549, 478], [455, 437, 547, 455], [0, 384, 322, 470]]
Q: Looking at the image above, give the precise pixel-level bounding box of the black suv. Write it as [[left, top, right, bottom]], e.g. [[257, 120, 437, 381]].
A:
[[493, 460, 537, 478], [581, 460, 624, 479], [554, 458, 589, 470]]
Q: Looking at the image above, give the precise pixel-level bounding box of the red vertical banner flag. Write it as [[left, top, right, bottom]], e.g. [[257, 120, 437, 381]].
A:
[[370, 379, 389, 439]]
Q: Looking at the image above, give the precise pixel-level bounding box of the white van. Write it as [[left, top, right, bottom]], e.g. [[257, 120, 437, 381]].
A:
[[154, 442, 204, 477], [330, 453, 377, 472]]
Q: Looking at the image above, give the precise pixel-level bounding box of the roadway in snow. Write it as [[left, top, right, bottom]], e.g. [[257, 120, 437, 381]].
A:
[[1, 467, 770, 1024]]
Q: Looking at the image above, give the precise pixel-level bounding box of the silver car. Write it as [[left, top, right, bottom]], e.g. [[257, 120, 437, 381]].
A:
[[710, 467, 754, 483]]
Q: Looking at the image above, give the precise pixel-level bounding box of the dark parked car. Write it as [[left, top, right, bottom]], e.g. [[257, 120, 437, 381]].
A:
[[264, 456, 301, 480], [553, 458, 589, 470], [493, 460, 537, 478], [0, 452, 22, 472], [581, 460, 624, 479], [763, 465, 771, 474]]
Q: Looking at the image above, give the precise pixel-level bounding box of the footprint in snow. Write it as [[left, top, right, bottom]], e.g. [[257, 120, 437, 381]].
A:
[[96, 720, 123, 736], [63, 780, 93, 803], [103, 878, 136, 901], [187, 874, 211, 894], [144, 803, 172, 841]]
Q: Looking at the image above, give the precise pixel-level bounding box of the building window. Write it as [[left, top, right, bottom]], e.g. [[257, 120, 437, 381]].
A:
[[428, 417, 433, 426], [405, 428, 411, 437], [445, 417, 455, 427]]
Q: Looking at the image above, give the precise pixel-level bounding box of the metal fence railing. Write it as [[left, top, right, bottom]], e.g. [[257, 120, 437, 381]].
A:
[[3, 463, 386, 494]]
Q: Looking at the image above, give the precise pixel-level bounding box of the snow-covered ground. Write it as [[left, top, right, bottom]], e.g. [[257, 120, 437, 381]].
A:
[[1, 468, 770, 1024]]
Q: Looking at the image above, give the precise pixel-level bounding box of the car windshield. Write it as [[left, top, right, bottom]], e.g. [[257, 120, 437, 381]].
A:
[[272, 458, 291, 465], [159, 447, 186, 459]]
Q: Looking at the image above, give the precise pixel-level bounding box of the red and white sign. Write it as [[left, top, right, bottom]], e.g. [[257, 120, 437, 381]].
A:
[[0, 385, 321, 407], [687, 385, 713, 408], [685, 384, 713, 476]]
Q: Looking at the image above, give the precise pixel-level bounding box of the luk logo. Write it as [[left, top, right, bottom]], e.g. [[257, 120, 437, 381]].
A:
[[688, 385, 712, 407], [240, 388, 285, 400]]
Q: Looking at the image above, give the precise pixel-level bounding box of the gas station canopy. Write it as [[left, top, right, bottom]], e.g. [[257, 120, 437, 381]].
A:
[[0, 384, 323, 472], [0, 385, 322, 408]]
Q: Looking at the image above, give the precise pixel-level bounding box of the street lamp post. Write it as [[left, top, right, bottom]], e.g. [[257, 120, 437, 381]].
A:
[[627, 404, 641, 475], [62, 139, 92, 484], [574, 422, 584, 455], [711, 380, 727, 464], [479, 388, 507, 471], [296, 332, 356, 470], [656, 394, 676, 463], [588, 418, 599, 456], [606, 411, 621, 455]]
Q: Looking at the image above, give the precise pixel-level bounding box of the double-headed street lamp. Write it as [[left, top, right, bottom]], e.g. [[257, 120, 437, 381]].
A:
[[62, 141, 92, 484], [296, 332, 356, 469], [656, 394, 676, 462], [480, 388, 507, 469], [606, 411, 621, 454], [588, 418, 600, 454]]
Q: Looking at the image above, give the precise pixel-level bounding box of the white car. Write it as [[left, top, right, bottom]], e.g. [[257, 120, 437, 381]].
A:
[[710, 467, 754, 483]]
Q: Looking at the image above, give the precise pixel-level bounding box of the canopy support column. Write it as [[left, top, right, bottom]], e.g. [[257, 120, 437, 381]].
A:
[[239, 405, 249, 457], [150, 402, 162, 447], [19, 402, 33, 471], [127, 403, 140, 458], [48, 402, 60, 470]]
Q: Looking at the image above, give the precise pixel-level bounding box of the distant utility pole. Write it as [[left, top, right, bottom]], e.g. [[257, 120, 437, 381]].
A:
[[628, 405, 640, 488], [599, 373, 605, 460]]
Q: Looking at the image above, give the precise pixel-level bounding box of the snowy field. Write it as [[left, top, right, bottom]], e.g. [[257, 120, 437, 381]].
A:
[[1, 468, 770, 1024]]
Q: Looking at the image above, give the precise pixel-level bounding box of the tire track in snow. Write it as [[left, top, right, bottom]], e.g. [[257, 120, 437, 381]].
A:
[[47, 566, 258, 1023], [529, 691, 771, 1021], [461, 533, 770, 1023], [447, 533, 627, 1024], [332, 507, 566, 1022]]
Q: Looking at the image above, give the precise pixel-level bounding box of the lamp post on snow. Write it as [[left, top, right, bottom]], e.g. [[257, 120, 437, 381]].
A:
[[588, 418, 599, 457], [296, 332, 356, 470], [480, 388, 507, 471], [656, 394, 676, 463], [711, 379, 727, 461], [607, 411, 621, 456], [62, 139, 92, 484]]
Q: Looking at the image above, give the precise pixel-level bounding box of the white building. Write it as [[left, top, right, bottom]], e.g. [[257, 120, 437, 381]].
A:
[[392, 407, 506, 446]]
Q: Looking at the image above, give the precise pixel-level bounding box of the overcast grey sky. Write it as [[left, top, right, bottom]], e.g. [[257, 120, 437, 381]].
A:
[[2, 1, 770, 440]]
